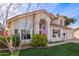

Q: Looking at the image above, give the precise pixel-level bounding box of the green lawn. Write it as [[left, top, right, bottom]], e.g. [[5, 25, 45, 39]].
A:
[[1, 43, 79, 56]]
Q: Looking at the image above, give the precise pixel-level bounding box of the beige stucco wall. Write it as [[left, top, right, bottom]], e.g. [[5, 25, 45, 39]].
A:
[[7, 11, 73, 44], [74, 29, 79, 39], [64, 29, 74, 40], [58, 17, 65, 26], [8, 12, 52, 43], [8, 21, 14, 35], [14, 15, 33, 43], [34, 12, 51, 41], [50, 27, 65, 42]]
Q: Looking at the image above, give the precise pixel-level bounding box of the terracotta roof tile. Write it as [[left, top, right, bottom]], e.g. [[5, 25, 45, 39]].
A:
[[7, 9, 66, 23], [74, 27, 79, 30]]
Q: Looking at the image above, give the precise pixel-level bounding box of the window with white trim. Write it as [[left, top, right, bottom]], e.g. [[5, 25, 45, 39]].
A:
[[21, 29, 31, 40], [53, 29, 60, 38]]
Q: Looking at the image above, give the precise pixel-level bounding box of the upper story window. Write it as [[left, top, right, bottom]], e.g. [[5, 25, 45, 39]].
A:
[[39, 19, 46, 29], [50, 19, 58, 25], [60, 20, 63, 26]]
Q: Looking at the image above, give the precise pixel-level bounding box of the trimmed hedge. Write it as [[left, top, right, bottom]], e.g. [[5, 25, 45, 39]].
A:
[[31, 34, 48, 47]]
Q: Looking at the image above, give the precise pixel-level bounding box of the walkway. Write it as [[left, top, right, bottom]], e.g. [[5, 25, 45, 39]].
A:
[[47, 39, 79, 47], [47, 41, 69, 47], [0, 44, 31, 51]]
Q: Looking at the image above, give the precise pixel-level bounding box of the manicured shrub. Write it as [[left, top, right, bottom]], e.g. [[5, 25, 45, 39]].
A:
[[31, 34, 48, 47]]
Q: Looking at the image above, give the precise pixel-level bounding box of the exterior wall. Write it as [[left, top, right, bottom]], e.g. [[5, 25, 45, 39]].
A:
[[16, 15, 33, 44], [58, 17, 65, 26], [60, 28, 65, 40], [65, 29, 74, 40], [8, 21, 14, 35], [34, 12, 51, 41], [74, 29, 79, 39], [49, 27, 74, 42], [7, 12, 52, 44], [7, 11, 73, 44], [50, 27, 65, 42], [8, 15, 34, 44], [51, 17, 65, 26]]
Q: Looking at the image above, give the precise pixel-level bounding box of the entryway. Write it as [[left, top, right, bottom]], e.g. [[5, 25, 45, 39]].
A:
[[39, 19, 48, 35]]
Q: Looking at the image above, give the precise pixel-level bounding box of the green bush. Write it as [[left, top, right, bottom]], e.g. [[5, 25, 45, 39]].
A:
[[0, 34, 20, 48], [0, 35, 7, 48], [31, 34, 48, 47], [12, 34, 20, 47], [7, 34, 20, 47]]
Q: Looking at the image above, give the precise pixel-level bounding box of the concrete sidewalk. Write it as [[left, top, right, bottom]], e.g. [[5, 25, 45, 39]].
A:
[[47, 39, 79, 47], [47, 41, 69, 47]]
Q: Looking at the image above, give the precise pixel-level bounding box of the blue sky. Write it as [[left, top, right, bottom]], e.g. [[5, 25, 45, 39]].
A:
[[19, 3, 79, 28], [1, 3, 79, 28]]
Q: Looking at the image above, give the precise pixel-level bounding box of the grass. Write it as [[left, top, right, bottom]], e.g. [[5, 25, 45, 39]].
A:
[[1, 43, 79, 56], [0, 50, 10, 56]]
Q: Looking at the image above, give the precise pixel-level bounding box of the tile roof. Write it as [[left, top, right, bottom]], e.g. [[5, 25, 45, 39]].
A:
[[74, 27, 79, 31], [7, 9, 66, 23]]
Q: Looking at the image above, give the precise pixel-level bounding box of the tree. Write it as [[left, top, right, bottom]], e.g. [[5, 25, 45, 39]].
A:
[[0, 3, 22, 55], [0, 3, 22, 27], [0, 3, 41, 56], [0, 3, 45, 56], [56, 13, 76, 26], [14, 3, 41, 55], [63, 16, 76, 26]]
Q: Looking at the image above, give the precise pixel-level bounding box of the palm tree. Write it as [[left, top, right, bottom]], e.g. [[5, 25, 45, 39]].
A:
[[63, 16, 76, 26], [56, 13, 76, 26]]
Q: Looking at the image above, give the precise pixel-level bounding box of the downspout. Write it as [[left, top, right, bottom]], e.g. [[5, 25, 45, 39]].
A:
[[25, 17, 27, 31], [32, 13, 36, 35]]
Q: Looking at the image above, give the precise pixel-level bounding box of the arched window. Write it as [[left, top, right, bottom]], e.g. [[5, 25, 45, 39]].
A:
[[21, 20, 31, 40], [21, 20, 31, 30], [39, 19, 47, 35], [39, 19, 46, 29]]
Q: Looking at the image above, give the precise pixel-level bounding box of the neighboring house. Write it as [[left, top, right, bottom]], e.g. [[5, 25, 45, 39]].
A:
[[6, 10, 74, 44], [74, 27, 79, 39]]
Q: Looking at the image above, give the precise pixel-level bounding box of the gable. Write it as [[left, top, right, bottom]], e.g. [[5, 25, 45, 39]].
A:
[[7, 10, 55, 23], [7, 9, 66, 28]]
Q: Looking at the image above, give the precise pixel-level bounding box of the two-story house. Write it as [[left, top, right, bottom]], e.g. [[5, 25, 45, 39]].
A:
[[7, 10, 74, 44]]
